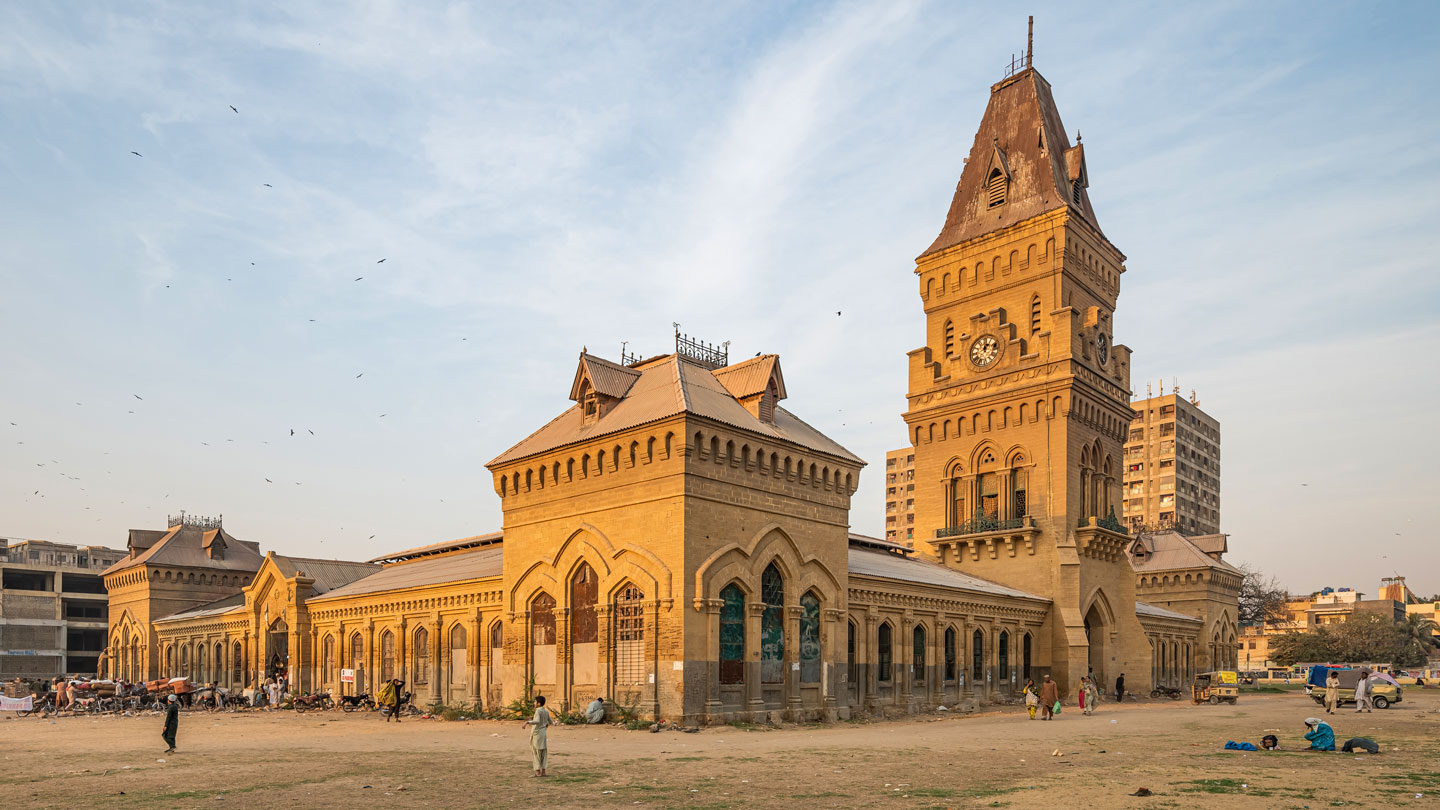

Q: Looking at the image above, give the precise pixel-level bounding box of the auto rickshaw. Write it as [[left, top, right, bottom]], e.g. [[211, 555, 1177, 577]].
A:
[[1192, 670, 1239, 705]]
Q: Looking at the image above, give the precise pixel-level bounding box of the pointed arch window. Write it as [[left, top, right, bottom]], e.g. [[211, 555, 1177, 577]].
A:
[[614, 584, 646, 685], [719, 584, 745, 685], [1023, 633, 1033, 681], [323, 635, 336, 684], [1012, 464, 1028, 518], [571, 563, 598, 646], [760, 563, 785, 683], [877, 623, 893, 682], [987, 168, 1007, 208], [944, 627, 957, 681], [912, 625, 927, 683], [379, 630, 396, 681], [799, 592, 821, 683], [490, 622, 504, 685], [998, 630, 1010, 681], [413, 626, 430, 684], [233, 640, 244, 684], [971, 629, 984, 681]]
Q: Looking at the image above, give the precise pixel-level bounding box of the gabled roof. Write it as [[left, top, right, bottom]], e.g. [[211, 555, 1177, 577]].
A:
[[103, 525, 265, 577], [269, 555, 380, 595], [309, 545, 503, 602], [921, 67, 1111, 259], [848, 546, 1049, 602], [570, 353, 641, 400], [1130, 530, 1241, 575], [712, 354, 786, 401], [488, 353, 862, 467]]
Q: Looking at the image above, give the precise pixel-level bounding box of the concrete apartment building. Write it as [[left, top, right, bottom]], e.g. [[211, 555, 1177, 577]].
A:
[[1239, 583, 1414, 670], [1, 537, 127, 680], [1123, 388, 1220, 535], [883, 448, 916, 546]]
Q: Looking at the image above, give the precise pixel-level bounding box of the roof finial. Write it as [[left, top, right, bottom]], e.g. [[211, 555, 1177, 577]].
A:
[[1027, 15, 1033, 68], [1076, 130, 1082, 144]]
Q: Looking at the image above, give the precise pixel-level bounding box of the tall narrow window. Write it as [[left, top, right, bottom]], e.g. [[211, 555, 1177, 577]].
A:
[[197, 644, 207, 683], [323, 635, 335, 684], [233, 640, 243, 684], [943, 320, 955, 357], [413, 626, 430, 684], [1030, 295, 1042, 335], [615, 584, 646, 685], [847, 621, 857, 686], [998, 631, 1010, 681], [944, 628, 956, 681], [570, 563, 598, 685], [760, 563, 785, 683], [380, 630, 396, 681], [978, 473, 999, 519], [950, 472, 965, 526], [877, 623, 893, 682], [912, 625, 927, 684], [450, 625, 467, 686], [987, 168, 1007, 208], [1012, 466, 1028, 518], [1023, 633, 1032, 681], [971, 630, 984, 681], [349, 633, 363, 674], [799, 592, 821, 683], [490, 622, 504, 685], [719, 585, 745, 685]]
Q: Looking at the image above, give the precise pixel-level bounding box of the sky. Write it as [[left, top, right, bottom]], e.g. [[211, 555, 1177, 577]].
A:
[[2, 1, 1438, 597]]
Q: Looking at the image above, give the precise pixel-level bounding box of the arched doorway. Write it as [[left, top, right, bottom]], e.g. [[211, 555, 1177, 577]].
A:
[[1083, 600, 1109, 688], [267, 619, 289, 681]]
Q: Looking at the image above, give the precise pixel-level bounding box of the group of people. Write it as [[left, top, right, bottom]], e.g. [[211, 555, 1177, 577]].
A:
[[1319, 669, 1378, 714], [1022, 672, 1124, 720]]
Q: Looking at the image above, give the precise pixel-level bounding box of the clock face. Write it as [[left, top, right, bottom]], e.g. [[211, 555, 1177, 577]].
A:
[[1096, 332, 1110, 365], [970, 335, 1000, 368]]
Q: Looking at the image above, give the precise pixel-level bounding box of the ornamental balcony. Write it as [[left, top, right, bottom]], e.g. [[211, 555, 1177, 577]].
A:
[[932, 515, 1039, 564], [1075, 508, 1131, 562]]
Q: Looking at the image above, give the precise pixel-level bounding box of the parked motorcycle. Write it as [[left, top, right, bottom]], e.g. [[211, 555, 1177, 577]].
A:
[[292, 691, 334, 712], [340, 693, 376, 712]]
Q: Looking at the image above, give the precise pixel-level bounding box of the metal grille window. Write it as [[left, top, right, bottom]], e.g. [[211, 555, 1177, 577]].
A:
[[413, 627, 429, 684], [760, 564, 785, 683], [1013, 467, 1027, 517], [323, 636, 335, 684], [799, 592, 821, 683], [380, 630, 395, 681], [531, 594, 556, 645], [944, 627, 956, 681], [847, 621, 857, 686], [719, 585, 745, 685], [912, 625, 926, 684], [571, 564, 598, 644], [233, 641, 243, 684], [614, 585, 646, 685], [979, 473, 998, 519], [972, 629, 984, 681], [998, 631, 1010, 681], [1023, 633, 1032, 681], [877, 623, 892, 682]]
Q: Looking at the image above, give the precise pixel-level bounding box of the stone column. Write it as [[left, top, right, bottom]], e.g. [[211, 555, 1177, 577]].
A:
[[822, 609, 842, 719], [784, 604, 802, 717], [431, 617, 443, 706], [556, 607, 571, 709], [469, 614, 482, 705], [864, 613, 879, 710], [899, 613, 914, 709], [745, 602, 765, 717], [702, 599, 723, 718]]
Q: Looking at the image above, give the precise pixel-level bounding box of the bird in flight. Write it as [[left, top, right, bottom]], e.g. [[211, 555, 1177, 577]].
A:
[[230, 105, 238, 113], [290, 428, 295, 436], [354, 276, 363, 281], [265, 478, 272, 483], [131, 151, 142, 157], [376, 258, 386, 263], [355, 373, 363, 379], [263, 183, 272, 187], [133, 394, 143, 400], [836, 311, 841, 316], [308, 429, 314, 435]]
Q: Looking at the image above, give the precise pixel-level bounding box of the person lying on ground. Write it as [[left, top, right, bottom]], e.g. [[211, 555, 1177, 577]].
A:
[[1303, 717, 1335, 751], [1341, 737, 1379, 754]]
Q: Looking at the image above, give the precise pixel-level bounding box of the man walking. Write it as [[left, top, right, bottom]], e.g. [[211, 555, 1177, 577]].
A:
[[1324, 670, 1340, 714], [1354, 670, 1373, 713], [1038, 674, 1059, 721], [161, 694, 180, 754], [1114, 673, 1126, 703]]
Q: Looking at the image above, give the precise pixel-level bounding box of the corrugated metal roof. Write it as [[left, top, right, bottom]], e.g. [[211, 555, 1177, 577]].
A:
[[1136, 601, 1202, 623], [848, 546, 1048, 601], [1130, 531, 1241, 575], [712, 355, 784, 400], [489, 354, 863, 467], [277, 557, 380, 594], [310, 545, 503, 602], [155, 592, 246, 623], [570, 353, 641, 400], [367, 531, 503, 564], [847, 532, 914, 554]]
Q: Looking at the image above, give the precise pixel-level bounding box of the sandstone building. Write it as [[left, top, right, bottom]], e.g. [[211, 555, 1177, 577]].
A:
[[105, 47, 1240, 720], [1123, 390, 1221, 535]]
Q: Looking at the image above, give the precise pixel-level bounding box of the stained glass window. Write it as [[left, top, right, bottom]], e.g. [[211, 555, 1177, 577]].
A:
[[761, 564, 784, 683], [799, 592, 821, 683], [719, 584, 745, 685]]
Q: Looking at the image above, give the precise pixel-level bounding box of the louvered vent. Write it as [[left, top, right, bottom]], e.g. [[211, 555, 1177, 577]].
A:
[[1072, 179, 1083, 205], [987, 169, 1006, 208]]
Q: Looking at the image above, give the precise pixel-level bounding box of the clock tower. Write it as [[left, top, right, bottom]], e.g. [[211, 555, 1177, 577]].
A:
[[903, 58, 1150, 696]]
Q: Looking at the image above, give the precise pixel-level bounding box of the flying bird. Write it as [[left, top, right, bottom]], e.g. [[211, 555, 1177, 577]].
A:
[[263, 183, 272, 187], [290, 428, 295, 436], [836, 311, 842, 316], [308, 429, 314, 435], [378, 413, 386, 418], [264, 478, 272, 483], [130, 151, 142, 157], [354, 276, 363, 281], [355, 373, 363, 379], [133, 394, 143, 400], [230, 105, 238, 113], [376, 258, 386, 263]]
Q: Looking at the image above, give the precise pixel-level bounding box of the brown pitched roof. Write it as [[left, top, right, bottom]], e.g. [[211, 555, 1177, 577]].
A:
[[921, 67, 1111, 259], [848, 546, 1048, 602], [103, 525, 265, 577], [1136, 601, 1202, 623], [712, 354, 786, 400], [1130, 531, 1240, 575], [309, 545, 503, 602], [488, 353, 862, 467], [570, 353, 641, 400], [271, 555, 380, 595], [367, 531, 503, 564]]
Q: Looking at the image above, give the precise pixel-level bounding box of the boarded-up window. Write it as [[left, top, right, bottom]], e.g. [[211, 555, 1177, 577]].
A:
[[531, 593, 557, 685], [414, 627, 429, 684], [571, 564, 599, 685], [799, 592, 821, 683], [719, 585, 745, 685], [450, 625, 466, 686], [614, 585, 646, 684], [877, 624, 892, 682], [380, 630, 396, 681], [323, 635, 335, 684], [490, 622, 504, 685], [760, 563, 784, 684], [912, 625, 926, 683]]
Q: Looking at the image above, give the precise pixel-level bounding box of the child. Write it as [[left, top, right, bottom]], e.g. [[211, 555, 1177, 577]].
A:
[[1023, 679, 1039, 720], [523, 695, 553, 777], [1261, 734, 1281, 750]]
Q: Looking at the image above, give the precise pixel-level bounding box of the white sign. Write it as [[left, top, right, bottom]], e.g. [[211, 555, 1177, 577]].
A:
[[340, 669, 356, 684], [672, 661, 683, 671]]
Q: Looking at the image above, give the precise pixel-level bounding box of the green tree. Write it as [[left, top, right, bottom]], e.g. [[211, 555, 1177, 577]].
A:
[[1269, 630, 1335, 668], [1397, 613, 1440, 659]]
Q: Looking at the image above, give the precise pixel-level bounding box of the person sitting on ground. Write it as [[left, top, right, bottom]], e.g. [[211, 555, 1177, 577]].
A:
[[585, 696, 606, 724], [1303, 717, 1335, 751], [1341, 737, 1379, 754], [1261, 734, 1281, 750]]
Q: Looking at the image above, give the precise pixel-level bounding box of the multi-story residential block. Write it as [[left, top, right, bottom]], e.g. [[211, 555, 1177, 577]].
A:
[[0, 536, 126, 680], [1123, 389, 1221, 535], [883, 448, 916, 546]]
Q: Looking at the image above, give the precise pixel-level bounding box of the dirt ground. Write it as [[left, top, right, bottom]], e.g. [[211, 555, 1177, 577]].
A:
[[4, 689, 1439, 810]]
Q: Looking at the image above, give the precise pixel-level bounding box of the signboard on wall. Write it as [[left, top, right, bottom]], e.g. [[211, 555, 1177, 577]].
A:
[[340, 669, 355, 684]]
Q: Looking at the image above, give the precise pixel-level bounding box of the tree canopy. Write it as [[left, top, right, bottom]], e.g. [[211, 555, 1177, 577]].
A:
[[1269, 613, 1439, 668]]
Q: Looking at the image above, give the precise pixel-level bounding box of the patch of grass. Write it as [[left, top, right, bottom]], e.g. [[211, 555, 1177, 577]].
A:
[[667, 756, 706, 762], [792, 792, 848, 798], [904, 787, 957, 797], [1177, 778, 1274, 797], [546, 771, 602, 784], [1377, 771, 1440, 788]]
